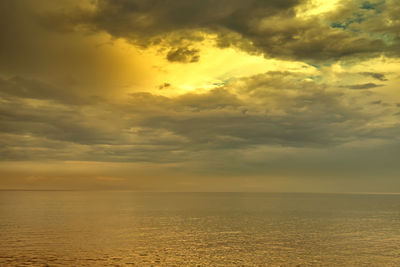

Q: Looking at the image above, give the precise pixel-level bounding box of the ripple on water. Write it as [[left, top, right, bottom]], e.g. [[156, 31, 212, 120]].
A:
[[2, 192, 400, 266]]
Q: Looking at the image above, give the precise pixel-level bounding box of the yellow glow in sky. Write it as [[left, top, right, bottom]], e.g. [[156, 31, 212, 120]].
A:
[[296, 0, 341, 18], [118, 37, 317, 97]]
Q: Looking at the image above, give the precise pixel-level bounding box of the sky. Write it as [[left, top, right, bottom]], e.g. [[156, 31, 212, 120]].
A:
[[0, 0, 400, 192]]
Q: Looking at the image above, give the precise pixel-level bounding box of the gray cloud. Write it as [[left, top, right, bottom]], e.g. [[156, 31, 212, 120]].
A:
[[1, 0, 400, 192], [345, 83, 384, 90], [1, 71, 397, 163], [359, 72, 388, 81], [0, 76, 87, 105], [370, 100, 382, 105], [36, 0, 400, 62], [166, 47, 200, 63], [2, 63, 400, 191]]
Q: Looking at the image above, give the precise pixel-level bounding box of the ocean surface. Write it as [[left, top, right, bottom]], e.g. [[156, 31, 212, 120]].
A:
[[1, 191, 400, 266]]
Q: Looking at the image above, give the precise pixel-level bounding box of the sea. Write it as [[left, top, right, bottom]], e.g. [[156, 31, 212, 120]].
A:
[[1, 191, 400, 266]]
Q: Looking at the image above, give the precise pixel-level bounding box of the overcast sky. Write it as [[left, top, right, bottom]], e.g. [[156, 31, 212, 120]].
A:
[[1, 0, 400, 192]]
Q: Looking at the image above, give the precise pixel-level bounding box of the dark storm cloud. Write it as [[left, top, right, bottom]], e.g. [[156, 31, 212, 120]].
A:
[[85, 0, 302, 39], [37, 0, 400, 62]]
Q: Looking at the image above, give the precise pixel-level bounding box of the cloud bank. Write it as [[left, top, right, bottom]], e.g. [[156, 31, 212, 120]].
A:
[[0, 0, 400, 191]]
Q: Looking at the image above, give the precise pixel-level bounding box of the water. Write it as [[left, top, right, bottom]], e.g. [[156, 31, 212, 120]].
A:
[[1, 191, 400, 266]]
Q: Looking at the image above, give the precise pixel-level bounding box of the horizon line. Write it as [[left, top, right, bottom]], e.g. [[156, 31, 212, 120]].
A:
[[1, 189, 400, 195]]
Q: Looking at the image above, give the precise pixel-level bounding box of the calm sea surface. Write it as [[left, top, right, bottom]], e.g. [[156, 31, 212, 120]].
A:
[[1, 191, 400, 266]]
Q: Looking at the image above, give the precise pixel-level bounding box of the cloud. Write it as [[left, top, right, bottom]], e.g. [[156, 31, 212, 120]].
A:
[[166, 47, 200, 63], [1, 0, 400, 191], [0, 76, 88, 104], [1, 71, 397, 164], [158, 83, 171, 90], [36, 0, 400, 62], [359, 72, 388, 81], [345, 82, 384, 90]]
